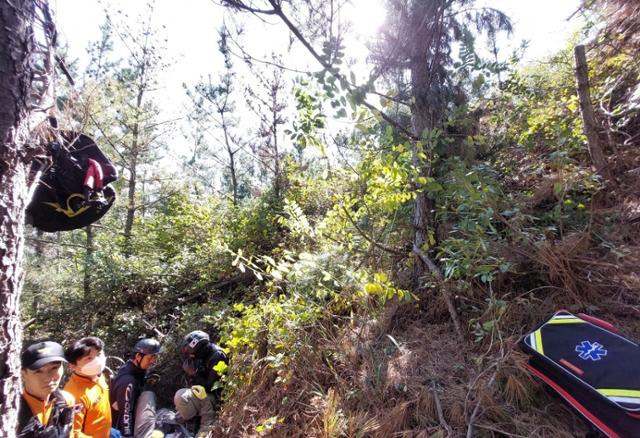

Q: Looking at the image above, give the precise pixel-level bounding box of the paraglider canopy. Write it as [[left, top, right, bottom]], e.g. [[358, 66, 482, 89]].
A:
[[26, 131, 118, 232]]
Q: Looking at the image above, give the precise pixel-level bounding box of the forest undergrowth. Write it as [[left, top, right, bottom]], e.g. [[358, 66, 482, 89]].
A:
[[18, 1, 640, 437], [209, 39, 640, 437]]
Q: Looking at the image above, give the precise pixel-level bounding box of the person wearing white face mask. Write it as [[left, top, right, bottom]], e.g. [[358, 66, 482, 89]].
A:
[[63, 336, 115, 438]]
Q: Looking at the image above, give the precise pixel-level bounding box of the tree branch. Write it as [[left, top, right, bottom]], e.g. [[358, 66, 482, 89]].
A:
[[219, 0, 278, 15], [25, 238, 85, 249], [341, 205, 406, 256], [413, 245, 464, 342], [431, 382, 454, 437], [259, 0, 418, 140]]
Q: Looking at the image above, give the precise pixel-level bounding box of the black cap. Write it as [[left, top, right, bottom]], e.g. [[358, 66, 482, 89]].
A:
[[21, 341, 67, 370]]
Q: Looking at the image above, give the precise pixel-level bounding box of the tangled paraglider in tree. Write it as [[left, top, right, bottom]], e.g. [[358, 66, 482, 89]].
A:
[[26, 124, 118, 232]]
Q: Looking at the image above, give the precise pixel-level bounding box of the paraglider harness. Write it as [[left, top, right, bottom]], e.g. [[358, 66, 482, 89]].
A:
[[17, 389, 75, 438], [26, 118, 118, 232]]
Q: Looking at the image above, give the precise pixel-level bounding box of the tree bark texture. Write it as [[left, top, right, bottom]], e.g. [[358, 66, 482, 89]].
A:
[[574, 45, 610, 181], [0, 0, 41, 432], [409, 0, 447, 287]]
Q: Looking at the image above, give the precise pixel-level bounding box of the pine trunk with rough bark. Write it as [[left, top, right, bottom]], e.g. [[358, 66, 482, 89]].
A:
[[409, 0, 447, 288], [0, 0, 44, 432]]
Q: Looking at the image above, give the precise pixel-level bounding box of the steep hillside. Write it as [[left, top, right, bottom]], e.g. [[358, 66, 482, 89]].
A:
[[212, 34, 640, 438]]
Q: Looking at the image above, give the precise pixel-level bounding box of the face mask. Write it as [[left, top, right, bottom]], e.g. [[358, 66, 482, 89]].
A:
[[78, 354, 106, 377]]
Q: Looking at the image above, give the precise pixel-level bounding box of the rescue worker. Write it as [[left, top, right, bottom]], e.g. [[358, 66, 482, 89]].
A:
[[63, 336, 113, 437], [18, 341, 76, 437], [175, 330, 228, 435], [173, 388, 216, 437], [110, 338, 163, 438]]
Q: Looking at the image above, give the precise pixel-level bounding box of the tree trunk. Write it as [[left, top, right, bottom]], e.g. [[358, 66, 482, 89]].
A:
[[84, 225, 94, 298], [409, 1, 446, 288], [221, 114, 238, 206], [123, 68, 146, 257], [0, 0, 44, 431], [123, 149, 137, 257], [272, 100, 281, 200], [574, 45, 611, 181]]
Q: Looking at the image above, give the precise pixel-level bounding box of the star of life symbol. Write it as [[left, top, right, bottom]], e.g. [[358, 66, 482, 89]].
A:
[[575, 341, 608, 361]]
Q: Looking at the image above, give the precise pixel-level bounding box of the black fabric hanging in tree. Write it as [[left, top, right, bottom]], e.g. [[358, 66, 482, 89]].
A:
[[26, 126, 118, 233], [24, 6, 119, 233]]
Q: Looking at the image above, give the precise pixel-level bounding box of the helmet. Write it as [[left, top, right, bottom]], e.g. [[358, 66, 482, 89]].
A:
[[132, 338, 161, 355], [181, 330, 210, 356]]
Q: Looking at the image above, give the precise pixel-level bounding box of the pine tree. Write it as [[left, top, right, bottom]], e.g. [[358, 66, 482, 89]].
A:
[[0, 0, 56, 431]]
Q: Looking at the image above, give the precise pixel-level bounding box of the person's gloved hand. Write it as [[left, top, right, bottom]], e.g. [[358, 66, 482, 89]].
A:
[[149, 431, 165, 438], [110, 428, 122, 438], [191, 385, 207, 399]]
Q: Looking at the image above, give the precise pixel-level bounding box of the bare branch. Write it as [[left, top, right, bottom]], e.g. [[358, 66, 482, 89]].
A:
[[341, 205, 406, 256]]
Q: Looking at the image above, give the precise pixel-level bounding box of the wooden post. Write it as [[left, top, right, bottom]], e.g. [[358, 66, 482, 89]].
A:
[[574, 45, 610, 181]]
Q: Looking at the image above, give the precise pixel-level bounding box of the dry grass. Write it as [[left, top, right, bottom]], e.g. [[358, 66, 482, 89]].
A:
[[213, 187, 640, 437], [212, 38, 640, 434], [214, 299, 590, 437]]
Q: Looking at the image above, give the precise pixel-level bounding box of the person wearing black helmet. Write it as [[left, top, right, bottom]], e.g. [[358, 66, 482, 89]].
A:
[[110, 338, 163, 438], [174, 330, 228, 436], [181, 331, 228, 397]]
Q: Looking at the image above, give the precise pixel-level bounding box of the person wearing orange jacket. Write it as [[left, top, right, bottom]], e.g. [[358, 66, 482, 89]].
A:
[[63, 337, 114, 438], [18, 341, 76, 437]]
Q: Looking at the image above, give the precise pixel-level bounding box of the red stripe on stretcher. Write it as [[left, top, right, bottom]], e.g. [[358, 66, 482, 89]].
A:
[[524, 362, 620, 438], [576, 313, 618, 332]]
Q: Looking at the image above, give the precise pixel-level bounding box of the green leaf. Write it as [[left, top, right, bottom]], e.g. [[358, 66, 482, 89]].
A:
[[213, 360, 228, 374]]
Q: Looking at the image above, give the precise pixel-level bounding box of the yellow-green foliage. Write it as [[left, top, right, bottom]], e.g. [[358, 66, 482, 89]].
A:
[[495, 50, 587, 153]]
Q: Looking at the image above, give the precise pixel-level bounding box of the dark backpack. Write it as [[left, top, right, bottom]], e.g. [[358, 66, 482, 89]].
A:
[[26, 132, 118, 233]]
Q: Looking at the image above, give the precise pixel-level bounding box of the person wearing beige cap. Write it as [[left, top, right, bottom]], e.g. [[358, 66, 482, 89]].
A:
[[18, 341, 77, 437]]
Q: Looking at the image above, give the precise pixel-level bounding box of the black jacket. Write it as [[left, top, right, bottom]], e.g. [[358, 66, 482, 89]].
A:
[[185, 343, 228, 397], [17, 390, 74, 438], [110, 360, 146, 437]]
